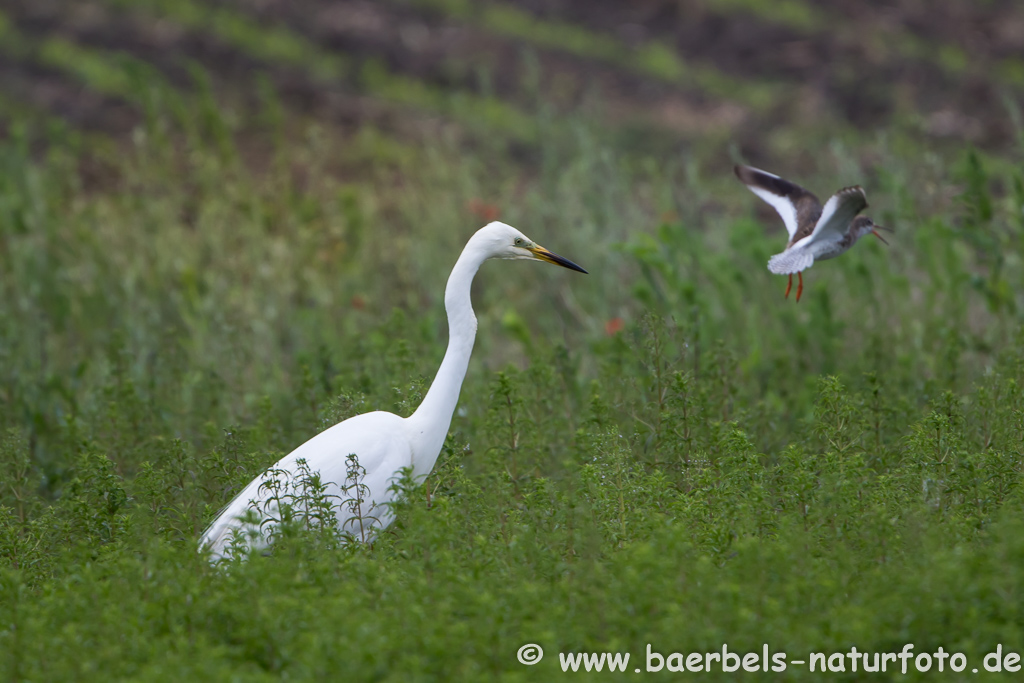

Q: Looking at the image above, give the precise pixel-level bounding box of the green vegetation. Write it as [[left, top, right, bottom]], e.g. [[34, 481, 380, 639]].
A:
[[706, 0, 1024, 92], [2, 84, 1024, 678], [705, 0, 827, 32], [396, 0, 784, 110], [98, 0, 538, 140], [3, 0, 1024, 679], [105, 0, 350, 81]]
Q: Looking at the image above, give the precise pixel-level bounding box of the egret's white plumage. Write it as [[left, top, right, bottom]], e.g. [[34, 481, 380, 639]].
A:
[[200, 222, 586, 560]]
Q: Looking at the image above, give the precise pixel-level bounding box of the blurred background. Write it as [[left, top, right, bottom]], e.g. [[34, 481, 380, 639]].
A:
[[3, 0, 1024, 150], [4, 0, 1024, 454], [8, 5, 1024, 676], [3, 0, 1024, 457]]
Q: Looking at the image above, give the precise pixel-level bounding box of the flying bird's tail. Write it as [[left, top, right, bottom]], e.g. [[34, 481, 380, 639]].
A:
[[768, 248, 814, 275]]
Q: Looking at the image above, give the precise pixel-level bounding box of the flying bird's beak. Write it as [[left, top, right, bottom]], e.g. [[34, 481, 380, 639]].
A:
[[528, 245, 588, 274], [871, 229, 890, 246]]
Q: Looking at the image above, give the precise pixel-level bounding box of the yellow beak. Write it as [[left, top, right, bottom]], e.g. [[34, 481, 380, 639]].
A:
[[527, 245, 588, 274]]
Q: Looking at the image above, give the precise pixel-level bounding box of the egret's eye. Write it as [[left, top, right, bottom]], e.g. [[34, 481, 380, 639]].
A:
[[514, 237, 524, 246]]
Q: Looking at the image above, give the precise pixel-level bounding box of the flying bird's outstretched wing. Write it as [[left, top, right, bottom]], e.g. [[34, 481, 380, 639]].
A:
[[792, 186, 868, 250], [735, 165, 822, 243]]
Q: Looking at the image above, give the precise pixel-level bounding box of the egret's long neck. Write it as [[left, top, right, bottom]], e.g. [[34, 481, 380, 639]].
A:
[[406, 243, 485, 474]]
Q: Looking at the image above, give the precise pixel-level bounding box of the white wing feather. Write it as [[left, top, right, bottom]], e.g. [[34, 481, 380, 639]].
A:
[[747, 185, 800, 240], [792, 187, 867, 250]]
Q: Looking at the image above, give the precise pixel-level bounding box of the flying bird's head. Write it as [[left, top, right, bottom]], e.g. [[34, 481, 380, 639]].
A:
[[851, 216, 891, 246]]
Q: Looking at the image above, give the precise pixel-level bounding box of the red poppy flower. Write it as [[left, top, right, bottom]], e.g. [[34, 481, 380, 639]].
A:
[[605, 317, 624, 335]]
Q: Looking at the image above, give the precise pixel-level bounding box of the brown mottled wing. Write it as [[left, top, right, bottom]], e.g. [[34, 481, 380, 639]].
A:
[[735, 164, 822, 244]]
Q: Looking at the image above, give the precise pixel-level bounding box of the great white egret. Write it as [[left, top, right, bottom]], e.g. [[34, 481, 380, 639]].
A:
[[200, 221, 587, 559], [735, 164, 890, 301]]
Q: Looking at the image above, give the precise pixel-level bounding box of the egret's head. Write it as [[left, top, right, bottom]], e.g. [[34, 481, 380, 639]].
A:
[[851, 216, 891, 245], [478, 221, 588, 273]]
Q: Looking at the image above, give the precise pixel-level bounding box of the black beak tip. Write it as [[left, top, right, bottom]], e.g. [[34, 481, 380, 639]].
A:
[[565, 259, 588, 274], [545, 250, 588, 274]]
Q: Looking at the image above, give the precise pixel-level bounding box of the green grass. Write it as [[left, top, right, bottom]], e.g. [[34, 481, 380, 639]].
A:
[[98, 0, 539, 141], [704, 0, 827, 32], [106, 0, 350, 82], [0, 0, 546, 146], [396, 0, 1024, 107], [393, 0, 785, 111], [4, 36, 1024, 682], [704, 0, 1024, 92]]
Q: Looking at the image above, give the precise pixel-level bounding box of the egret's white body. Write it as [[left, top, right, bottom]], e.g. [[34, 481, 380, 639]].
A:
[[199, 222, 586, 560], [735, 164, 890, 301]]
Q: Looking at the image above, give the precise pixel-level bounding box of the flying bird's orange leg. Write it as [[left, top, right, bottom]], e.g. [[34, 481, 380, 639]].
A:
[[784, 274, 792, 299], [796, 272, 804, 302]]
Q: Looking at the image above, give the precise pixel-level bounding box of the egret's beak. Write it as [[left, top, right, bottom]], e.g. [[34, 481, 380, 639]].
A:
[[871, 229, 890, 246], [528, 245, 588, 274]]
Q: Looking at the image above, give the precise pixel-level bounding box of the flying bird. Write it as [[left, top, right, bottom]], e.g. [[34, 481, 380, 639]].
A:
[[200, 222, 587, 560], [735, 164, 890, 301]]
